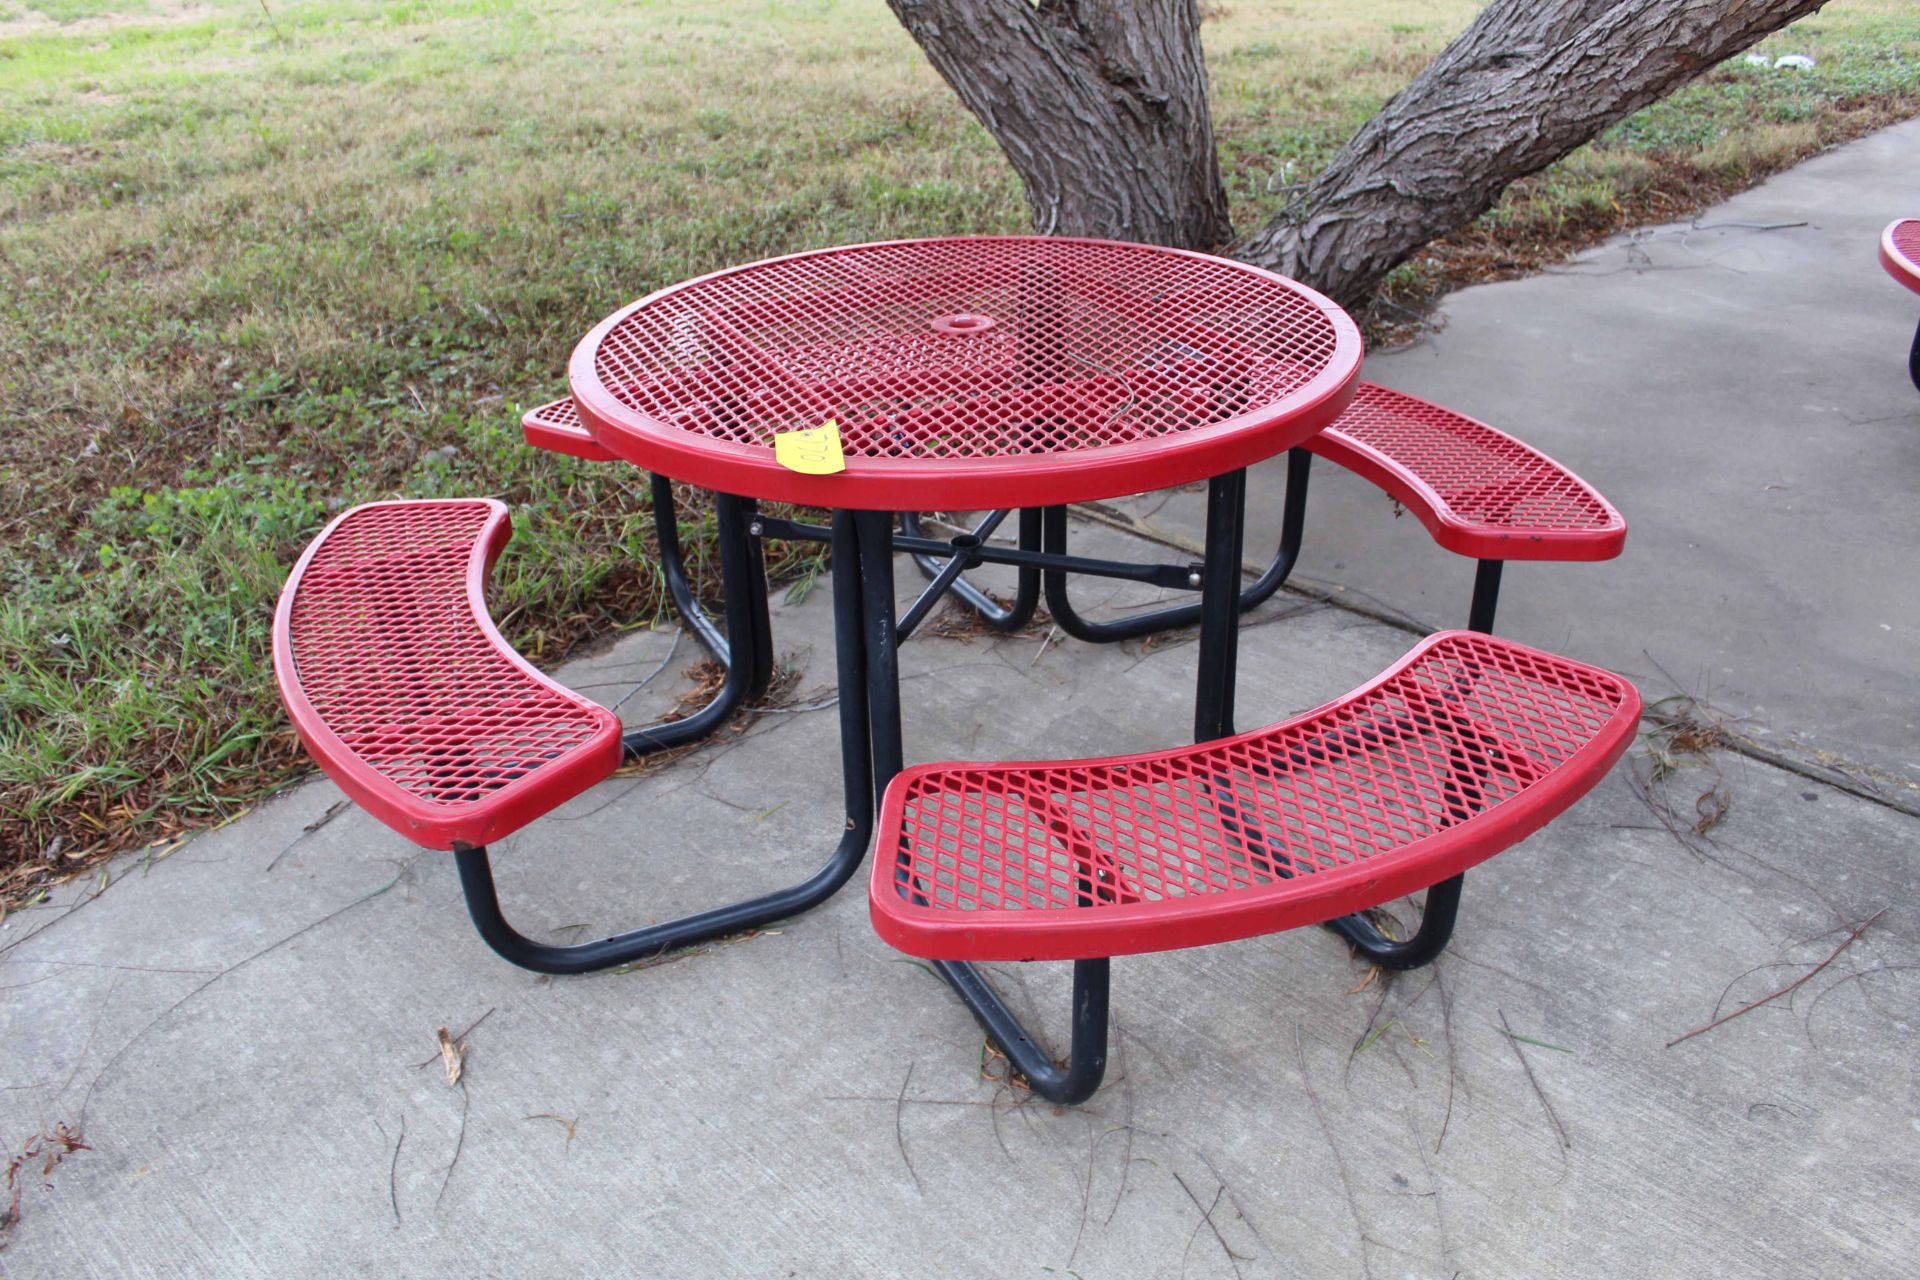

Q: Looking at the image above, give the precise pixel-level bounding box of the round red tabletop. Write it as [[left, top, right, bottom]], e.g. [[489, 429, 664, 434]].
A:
[[569, 236, 1363, 511]]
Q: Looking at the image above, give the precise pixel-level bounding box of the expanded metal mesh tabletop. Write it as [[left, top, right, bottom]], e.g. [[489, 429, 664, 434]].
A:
[[569, 236, 1363, 509]]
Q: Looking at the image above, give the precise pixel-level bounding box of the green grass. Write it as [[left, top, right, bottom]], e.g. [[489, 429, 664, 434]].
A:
[[1, 0, 1916, 892]]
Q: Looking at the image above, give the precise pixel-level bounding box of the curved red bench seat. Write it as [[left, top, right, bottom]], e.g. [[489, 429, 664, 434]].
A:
[[272, 499, 622, 850], [1881, 219, 1920, 295], [1308, 382, 1626, 562], [871, 630, 1639, 963], [1880, 220, 1920, 393], [523, 396, 617, 461]]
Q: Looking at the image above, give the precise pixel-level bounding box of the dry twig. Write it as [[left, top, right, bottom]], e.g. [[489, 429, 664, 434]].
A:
[[386, 1114, 406, 1226], [894, 1064, 922, 1191], [1667, 910, 1886, 1048], [1173, 1171, 1248, 1279], [1498, 1010, 1569, 1152], [2, 1122, 90, 1249], [524, 1113, 579, 1151]]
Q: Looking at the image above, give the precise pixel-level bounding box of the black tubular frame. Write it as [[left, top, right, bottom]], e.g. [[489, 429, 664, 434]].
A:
[[467, 439, 1497, 1063], [1034, 448, 1509, 639], [620, 481, 774, 758], [1324, 874, 1465, 970], [753, 512, 1206, 592], [1909, 317, 1920, 393], [1044, 447, 1315, 643], [899, 509, 1042, 633], [1468, 559, 1505, 635], [450, 510, 873, 976], [862, 475, 1251, 1105]]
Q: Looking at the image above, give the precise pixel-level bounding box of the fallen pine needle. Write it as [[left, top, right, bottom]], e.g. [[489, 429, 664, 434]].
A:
[[1666, 909, 1886, 1048], [1494, 1026, 1573, 1054]]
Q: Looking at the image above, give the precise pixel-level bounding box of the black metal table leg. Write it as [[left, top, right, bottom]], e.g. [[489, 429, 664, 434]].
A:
[[652, 473, 731, 664], [1468, 559, 1505, 635], [1193, 470, 1249, 742]]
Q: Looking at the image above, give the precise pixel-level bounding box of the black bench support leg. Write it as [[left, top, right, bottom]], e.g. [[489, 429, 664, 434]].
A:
[[451, 512, 872, 976], [623, 488, 774, 757], [1325, 875, 1464, 971], [1468, 559, 1505, 635], [1042, 447, 1311, 644], [930, 958, 1111, 1106], [1193, 469, 1248, 741], [1909, 316, 1920, 393], [857, 509, 1116, 1103], [652, 473, 730, 665], [872, 475, 1256, 1105], [1324, 565, 1493, 967]]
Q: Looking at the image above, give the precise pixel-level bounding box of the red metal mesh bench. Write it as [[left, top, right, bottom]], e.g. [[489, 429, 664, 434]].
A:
[[869, 630, 1639, 1100], [273, 499, 622, 851], [523, 396, 616, 461], [1878, 219, 1920, 392], [1037, 380, 1625, 642], [272, 496, 849, 976], [1309, 382, 1625, 563]]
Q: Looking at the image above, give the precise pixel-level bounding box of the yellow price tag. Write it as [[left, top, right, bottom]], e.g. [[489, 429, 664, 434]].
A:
[[773, 419, 847, 475]]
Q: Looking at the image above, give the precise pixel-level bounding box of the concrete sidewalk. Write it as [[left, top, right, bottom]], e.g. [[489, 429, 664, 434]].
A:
[[4, 123, 1918, 1279], [1126, 115, 1920, 803]]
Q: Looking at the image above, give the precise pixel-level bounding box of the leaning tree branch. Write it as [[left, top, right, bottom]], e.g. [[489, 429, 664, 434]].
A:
[[1234, 0, 1834, 308], [888, 0, 1834, 309], [884, 0, 1231, 248]]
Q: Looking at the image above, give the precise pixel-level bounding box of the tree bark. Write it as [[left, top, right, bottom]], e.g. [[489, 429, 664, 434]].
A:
[[1235, 0, 1834, 308], [889, 0, 1833, 308], [884, 0, 1231, 249]]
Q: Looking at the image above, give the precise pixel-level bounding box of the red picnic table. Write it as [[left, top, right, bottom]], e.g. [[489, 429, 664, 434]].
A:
[[275, 236, 1637, 1104]]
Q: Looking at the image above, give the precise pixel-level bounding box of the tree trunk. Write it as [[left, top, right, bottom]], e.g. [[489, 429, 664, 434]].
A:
[[884, 0, 1231, 249], [890, 0, 1832, 308], [1235, 0, 1834, 308]]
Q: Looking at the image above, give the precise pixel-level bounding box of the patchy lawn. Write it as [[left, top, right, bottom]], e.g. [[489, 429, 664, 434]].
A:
[[2, 0, 1916, 906]]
